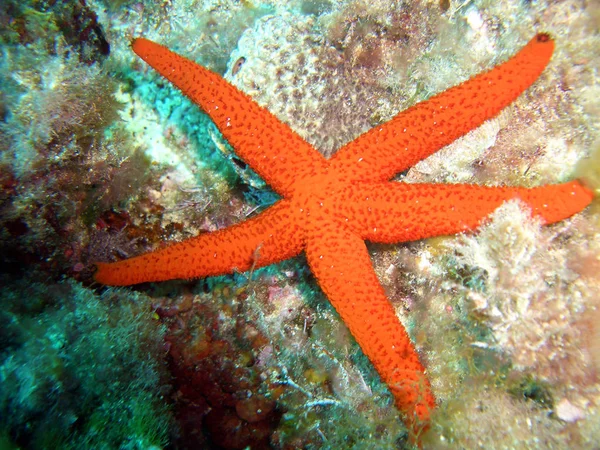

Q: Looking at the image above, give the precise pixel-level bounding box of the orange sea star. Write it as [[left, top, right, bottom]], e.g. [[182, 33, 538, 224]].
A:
[[95, 33, 593, 435]]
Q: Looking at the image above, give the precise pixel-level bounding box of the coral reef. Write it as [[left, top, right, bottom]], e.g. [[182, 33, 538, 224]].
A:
[[0, 276, 171, 448], [412, 205, 600, 448], [148, 268, 408, 448], [0, 0, 152, 280], [0, 0, 598, 448], [224, 11, 373, 156], [453, 202, 597, 386], [224, 3, 440, 157], [426, 385, 568, 448]]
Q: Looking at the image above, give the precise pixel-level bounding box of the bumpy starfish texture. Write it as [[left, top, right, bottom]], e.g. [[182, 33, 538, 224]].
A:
[[95, 34, 593, 434]]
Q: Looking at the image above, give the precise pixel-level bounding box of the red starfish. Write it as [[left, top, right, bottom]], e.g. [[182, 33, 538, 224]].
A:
[[95, 33, 592, 435]]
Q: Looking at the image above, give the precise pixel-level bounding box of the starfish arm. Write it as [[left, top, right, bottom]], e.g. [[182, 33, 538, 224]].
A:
[[329, 34, 555, 183], [94, 201, 305, 286], [336, 180, 593, 243], [132, 38, 326, 197], [305, 218, 435, 431]]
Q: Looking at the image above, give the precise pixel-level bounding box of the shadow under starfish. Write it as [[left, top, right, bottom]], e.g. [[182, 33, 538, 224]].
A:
[[95, 33, 593, 440]]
